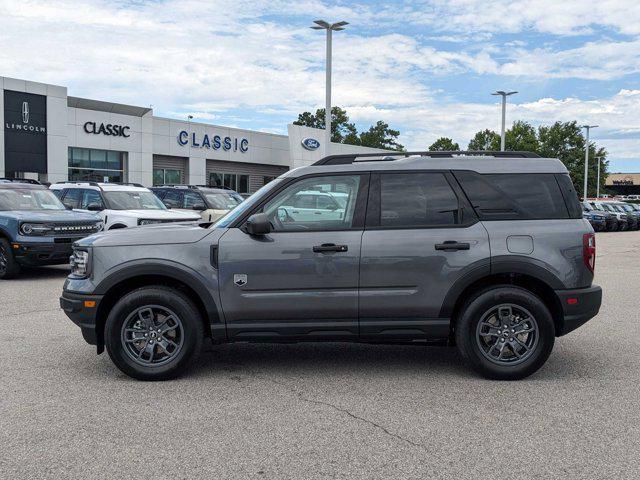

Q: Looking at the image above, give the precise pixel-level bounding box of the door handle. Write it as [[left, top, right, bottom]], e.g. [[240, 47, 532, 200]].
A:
[[435, 241, 470, 251], [313, 243, 348, 253]]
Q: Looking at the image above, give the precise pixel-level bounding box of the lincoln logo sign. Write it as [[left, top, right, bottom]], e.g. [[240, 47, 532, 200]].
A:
[[301, 137, 320, 151], [84, 122, 131, 138], [22, 101, 29, 123], [177, 131, 249, 153]]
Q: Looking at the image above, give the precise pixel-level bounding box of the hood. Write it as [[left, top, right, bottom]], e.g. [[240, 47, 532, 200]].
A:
[[76, 222, 224, 247], [112, 209, 201, 220], [1, 210, 101, 222]]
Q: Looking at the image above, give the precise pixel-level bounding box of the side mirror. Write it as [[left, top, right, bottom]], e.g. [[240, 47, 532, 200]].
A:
[[245, 213, 272, 235], [87, 203, 103, 212], [192, 204, 206, 211]]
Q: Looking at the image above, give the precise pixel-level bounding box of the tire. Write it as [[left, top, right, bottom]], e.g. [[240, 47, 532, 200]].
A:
[[0, 238, 21, 279], [455, 286, 555, 380], [105, 286, 204, 380]]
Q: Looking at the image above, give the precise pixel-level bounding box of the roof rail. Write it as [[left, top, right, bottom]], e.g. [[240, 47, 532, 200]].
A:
[[56, 180, 101, 187], [153, 184, 199, 189], [0, 177, 42, 185], [312, 150, 541, 166]]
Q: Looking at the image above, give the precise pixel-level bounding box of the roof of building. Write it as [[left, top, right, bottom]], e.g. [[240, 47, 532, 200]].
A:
[[67, 96, 152, 117]]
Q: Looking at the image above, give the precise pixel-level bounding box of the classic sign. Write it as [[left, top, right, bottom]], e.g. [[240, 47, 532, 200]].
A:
[[177, 131, 249, 153], [84, 122, 131, 138]]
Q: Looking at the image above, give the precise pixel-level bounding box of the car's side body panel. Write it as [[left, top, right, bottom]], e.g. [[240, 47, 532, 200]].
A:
[[359, 223, 491, 340]]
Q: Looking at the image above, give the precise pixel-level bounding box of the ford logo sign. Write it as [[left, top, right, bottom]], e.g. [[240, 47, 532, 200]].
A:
[[301, 138, 320, 151]]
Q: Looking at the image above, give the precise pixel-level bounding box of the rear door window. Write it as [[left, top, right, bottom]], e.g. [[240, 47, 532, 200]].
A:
[[162, 190, 182, 208], [380, 172, 461, 227], [80, 189, 104, 210], [61, 189, 81, 209]]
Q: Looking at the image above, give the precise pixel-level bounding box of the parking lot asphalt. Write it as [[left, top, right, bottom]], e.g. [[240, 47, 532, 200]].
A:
[[1, 232, 639, 480]]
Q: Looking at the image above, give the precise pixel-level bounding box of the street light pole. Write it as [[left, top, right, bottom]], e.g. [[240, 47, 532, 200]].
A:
[[581, 125, 598, 200], [596, 155, 601, 198], [491, 91, 517, 151], [311, 20, 348, 154]]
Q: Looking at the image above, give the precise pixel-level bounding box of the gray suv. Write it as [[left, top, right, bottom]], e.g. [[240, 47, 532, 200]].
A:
[[60, 151, 602, 381]]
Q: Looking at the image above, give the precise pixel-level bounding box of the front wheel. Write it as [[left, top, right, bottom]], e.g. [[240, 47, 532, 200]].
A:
[[0, 238, 21, 279], [105, 286, 204, 380], [456, 286, 555, 380]]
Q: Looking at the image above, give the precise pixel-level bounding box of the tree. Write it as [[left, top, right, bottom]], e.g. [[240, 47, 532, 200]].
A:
[[358, 121, 404, 151], [293, 107, 357, 143], [294, 107, 404, 151], [538, 121, 608, 197], [504, 120, 539, 152], [429, 137, 460, 151], [468, 129, 500, 150]]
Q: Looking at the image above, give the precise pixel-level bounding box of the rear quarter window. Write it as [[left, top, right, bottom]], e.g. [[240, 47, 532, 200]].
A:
[[454, 172, 570, 220]]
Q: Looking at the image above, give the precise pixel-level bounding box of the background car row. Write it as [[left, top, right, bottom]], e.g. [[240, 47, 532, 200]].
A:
[[583, 199, 640, 231], [0, 179, 246, 278]]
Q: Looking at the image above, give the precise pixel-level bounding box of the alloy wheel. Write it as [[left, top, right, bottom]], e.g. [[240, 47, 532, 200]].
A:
[[120, 305, 184, 366], [475, 304, 539, 366]]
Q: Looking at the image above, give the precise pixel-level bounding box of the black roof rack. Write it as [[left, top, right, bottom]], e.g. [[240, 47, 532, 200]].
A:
[[312, 150, 541, 166], [0, 178, 42, 185], [54, 181, 145, 189]]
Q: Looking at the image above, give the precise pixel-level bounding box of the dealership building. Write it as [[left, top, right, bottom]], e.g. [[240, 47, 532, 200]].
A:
[[605, 173, 640, 196], [1, 76, 386, 193]]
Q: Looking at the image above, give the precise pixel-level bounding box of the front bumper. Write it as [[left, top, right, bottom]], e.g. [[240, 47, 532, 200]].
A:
[[13, 239, 78, 266], [60, 290, 103, 347], [555, 285, 602, 336]]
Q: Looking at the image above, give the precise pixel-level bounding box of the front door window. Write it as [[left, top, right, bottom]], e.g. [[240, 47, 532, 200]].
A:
[[261, 175, 361, 232]]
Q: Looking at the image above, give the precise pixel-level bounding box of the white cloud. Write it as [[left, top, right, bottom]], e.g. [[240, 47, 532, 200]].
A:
[[0, 0, 638, 171], [399, 0, 640, 36]]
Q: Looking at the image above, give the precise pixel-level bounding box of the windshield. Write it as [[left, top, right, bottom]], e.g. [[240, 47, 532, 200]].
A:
[[621, 204, 634, 212], [0, 188, 66, 211], [103, 191, 166, 210], [214, 178, 283, 228], [205, 193, 243, 210]]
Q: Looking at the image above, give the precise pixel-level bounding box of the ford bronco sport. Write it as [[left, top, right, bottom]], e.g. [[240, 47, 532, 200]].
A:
[[60, 151, 602, 381], [0, 180, 103, 279]]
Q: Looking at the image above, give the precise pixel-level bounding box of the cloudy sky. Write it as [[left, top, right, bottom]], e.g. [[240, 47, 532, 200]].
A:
[[1, 0, 639, 171]]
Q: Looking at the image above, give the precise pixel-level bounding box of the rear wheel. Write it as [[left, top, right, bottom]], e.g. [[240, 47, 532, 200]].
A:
[[0, 238, 21, 279], [105, 286, 204, 380], [456, 286, 555, 380]]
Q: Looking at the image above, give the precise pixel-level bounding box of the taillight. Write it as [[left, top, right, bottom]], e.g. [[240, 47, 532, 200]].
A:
[[583, 233, 596, 273]]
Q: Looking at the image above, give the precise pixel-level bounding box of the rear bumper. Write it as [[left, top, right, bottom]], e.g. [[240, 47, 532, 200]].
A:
[[60, 290, 103, 346], [555, 285, 602, 336], [14, 240, 77, 266]]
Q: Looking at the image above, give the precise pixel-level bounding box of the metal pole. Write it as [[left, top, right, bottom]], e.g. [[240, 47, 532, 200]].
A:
[[325, 28, 332, 153], [500, 95, 507, 151], [583, 127, 589, 200], [596, 156, 601, 198]]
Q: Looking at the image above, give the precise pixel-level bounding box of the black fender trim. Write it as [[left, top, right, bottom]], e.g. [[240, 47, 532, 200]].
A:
[[490, 255, 565, 289], [94, 259, 223, 328], [438, 256, 564, 318], [438, 259, 491, 318]]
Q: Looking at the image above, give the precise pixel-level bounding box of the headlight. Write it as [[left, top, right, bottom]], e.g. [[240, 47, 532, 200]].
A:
[[70, 248, 91, 278], [138, 219, 163, 226], [20, 223, 50, 236], [94, 221, 104, 232]]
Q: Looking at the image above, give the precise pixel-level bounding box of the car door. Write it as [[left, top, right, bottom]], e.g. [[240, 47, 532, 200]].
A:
[[359, 171, 490, 341], [217, 173, 369, 341]]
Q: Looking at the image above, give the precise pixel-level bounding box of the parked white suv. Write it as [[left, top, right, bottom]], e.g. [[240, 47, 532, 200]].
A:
[[50, 182, 201, 229]]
